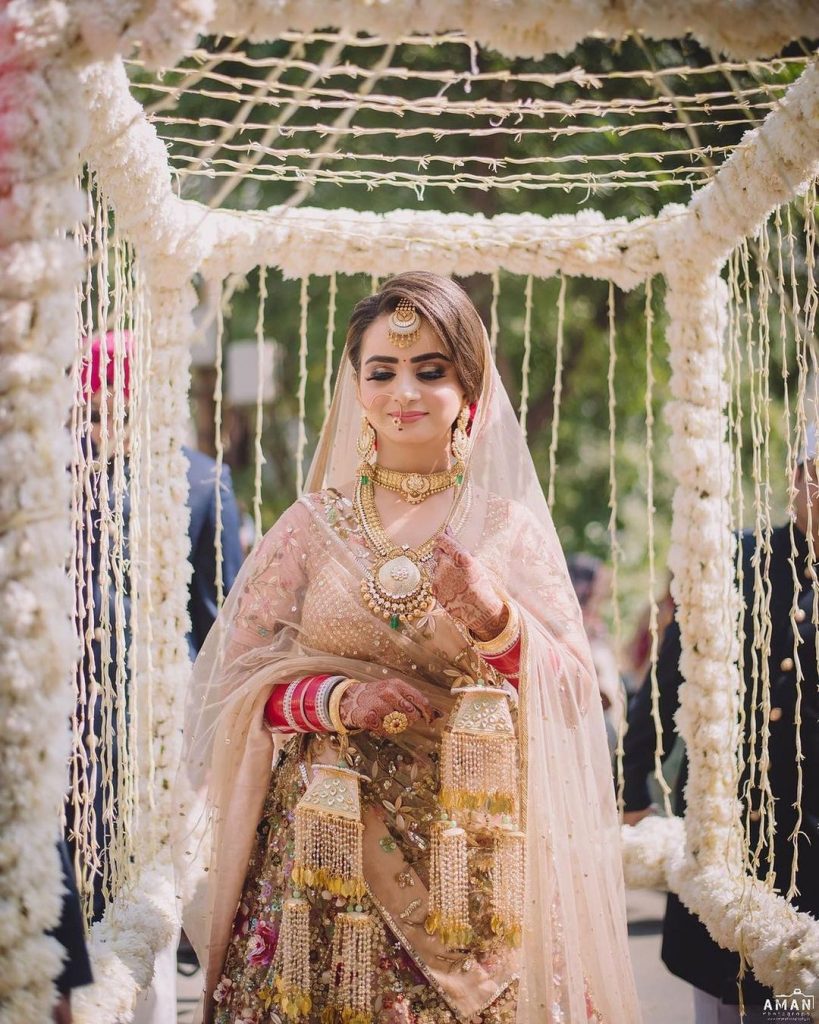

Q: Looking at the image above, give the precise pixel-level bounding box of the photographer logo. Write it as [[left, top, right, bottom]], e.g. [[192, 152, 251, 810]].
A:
[[762, 989, 815, 1022]]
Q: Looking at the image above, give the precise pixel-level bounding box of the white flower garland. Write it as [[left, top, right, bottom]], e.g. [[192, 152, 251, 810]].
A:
[[682, 60, 819, 269], [65, 0, 819, 66], [651, 259, 819, 994], [0, 12, 87, 1023], [206, 0, 819, 61], [200, 205, 668, 289], [13, 0, 212, 68], [73, 0, 212, 67], [620, 814, 686, 891]]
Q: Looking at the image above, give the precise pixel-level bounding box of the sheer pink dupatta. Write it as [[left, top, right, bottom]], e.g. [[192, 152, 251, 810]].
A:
[[454, 351, 640, 1021]]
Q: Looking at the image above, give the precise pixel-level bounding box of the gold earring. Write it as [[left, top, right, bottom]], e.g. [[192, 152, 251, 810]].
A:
[[356, 415, 376, 466], [450, 406, 470, 486]]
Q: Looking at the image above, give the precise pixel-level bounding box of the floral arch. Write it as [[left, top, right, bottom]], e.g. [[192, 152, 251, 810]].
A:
[[2, 2, 819, 1020]]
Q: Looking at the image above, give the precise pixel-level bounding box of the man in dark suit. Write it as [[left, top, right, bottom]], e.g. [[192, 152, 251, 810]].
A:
[[184, 445, 243, 658], [50, 839, 93, 1023], [623, 443, 819, 1023]]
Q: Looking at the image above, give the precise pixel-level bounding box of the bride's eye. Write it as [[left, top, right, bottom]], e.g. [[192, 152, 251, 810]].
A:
[[366, 370, 395, 382], [417, 366, 446, 381]]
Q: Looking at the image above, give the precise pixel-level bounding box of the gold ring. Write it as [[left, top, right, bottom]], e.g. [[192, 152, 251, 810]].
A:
[[382, 711, 409, 735]]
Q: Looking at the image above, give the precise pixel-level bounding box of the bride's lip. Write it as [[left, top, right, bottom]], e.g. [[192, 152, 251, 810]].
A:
[[391, 411, 427, 422]]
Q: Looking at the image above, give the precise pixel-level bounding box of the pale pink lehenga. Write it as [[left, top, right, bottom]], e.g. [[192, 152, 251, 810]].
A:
[[174, 339, 643, 1024]]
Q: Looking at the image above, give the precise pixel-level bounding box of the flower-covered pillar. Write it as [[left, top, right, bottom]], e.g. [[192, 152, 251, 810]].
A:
[[0, 16, 86, 1023], [651, 60, 819, 992], [71, 60, 203, 1020], [656, 254, 749, 908]]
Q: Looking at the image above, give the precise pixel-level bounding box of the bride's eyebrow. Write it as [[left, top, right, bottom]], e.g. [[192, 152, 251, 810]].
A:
[[364, 351, 452, 365], [410, 352, 451, 363]]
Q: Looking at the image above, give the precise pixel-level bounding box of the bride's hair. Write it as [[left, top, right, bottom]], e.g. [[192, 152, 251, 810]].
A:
[[344, 271, 487, 403]]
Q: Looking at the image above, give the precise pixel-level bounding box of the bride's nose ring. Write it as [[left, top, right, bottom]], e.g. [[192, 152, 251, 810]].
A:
[[391, 396, 406, 431]]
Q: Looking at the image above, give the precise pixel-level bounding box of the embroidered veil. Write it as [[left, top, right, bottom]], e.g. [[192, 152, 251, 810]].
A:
[[174, 320, 643, 1023]]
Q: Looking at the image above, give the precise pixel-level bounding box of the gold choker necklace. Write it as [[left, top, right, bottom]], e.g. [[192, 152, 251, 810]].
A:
[[369, 463, 458, 505]]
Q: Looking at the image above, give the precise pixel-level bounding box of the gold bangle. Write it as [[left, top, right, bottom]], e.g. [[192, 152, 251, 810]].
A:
[[471, 600, 520, 656], [328, 678, 358, 735]]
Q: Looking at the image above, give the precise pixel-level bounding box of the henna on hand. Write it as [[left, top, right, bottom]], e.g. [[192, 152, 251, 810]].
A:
[[431, 530, 506, 639], [338, 678, 435, 735]]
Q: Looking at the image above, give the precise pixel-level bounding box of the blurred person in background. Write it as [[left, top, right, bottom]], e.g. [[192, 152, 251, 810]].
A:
[[567, 553, 625, 755], [623, 568, 675, 695]]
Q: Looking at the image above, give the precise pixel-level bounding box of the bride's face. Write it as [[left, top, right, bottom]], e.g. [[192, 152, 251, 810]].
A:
[[357, 313, 466, 452]]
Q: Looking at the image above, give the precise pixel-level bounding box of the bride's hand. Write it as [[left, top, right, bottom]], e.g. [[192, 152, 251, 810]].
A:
[[339, 678, 435, 735], [431, 530, 508, 641]]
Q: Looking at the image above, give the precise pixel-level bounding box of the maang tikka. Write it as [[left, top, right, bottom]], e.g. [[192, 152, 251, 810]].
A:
[[388, 298, 421, 348]]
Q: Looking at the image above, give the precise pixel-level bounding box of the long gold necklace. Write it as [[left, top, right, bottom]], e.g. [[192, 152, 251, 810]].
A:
[[354, 472, 470, 630], [369, 463, 457, 505]]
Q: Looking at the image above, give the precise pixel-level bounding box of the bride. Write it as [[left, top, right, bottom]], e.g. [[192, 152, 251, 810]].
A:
[[175, 271, 642, 1023]]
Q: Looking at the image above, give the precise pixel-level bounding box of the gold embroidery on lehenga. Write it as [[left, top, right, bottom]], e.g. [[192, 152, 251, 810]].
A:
[[399, 899, 423, 921], [366, 869, 519, 1023]]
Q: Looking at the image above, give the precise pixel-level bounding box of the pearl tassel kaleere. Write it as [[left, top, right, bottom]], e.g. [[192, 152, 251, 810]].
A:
[[324, 908, 376, 1024], [489, 820, 526, 946], [439, 683, 519, 816], [284, 754, 378, 1021], [271, 893, 312, 1021], [424, 816, 473, 949], [426, 666, 526, 953], [292, 762, 367, 900]]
